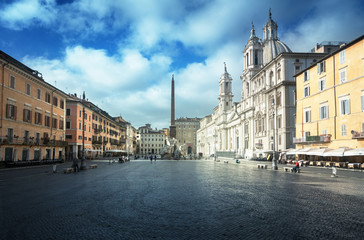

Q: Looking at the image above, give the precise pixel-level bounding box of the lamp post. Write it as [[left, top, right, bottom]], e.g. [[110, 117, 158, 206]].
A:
[[213, 130, 217, 161], [272, 99, 278, 170], [80, 91, 87, 170]]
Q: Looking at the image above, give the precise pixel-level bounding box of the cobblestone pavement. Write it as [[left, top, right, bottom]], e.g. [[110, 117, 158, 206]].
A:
[[0, 159, 363, 240]]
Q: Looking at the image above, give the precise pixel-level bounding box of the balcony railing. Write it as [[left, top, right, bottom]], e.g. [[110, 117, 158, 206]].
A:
[[92, 140, 103, 145], [255, 142, 263, 149], [0, 136, 67, 147], [351, 130, 364, 139], [293, 135, 331, 144]]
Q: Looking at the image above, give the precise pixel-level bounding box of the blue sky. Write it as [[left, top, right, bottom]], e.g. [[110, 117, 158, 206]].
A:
[[1, 0, 364, 129]]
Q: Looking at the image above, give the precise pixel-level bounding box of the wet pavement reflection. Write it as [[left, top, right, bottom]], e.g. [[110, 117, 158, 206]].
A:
[[0, 160, 363, 239]]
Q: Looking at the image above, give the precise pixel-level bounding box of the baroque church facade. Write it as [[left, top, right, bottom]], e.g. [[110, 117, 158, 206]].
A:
[[197, 11, 328, 159]]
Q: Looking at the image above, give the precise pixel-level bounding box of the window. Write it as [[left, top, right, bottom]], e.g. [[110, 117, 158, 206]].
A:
[[24, 130, 29, 143], [35, 112, 42, 125], [52, 118, 57, 128], [37, 89, 41, 99], [339, 50, 346, 64], [6, 104, 17, 120], [60, 100, 64, 109], [66, 121, 71, 129], [270, 71, 274, 86], [304, 109, 311, 123], [79, 122, 81, 129], [79, 110, 81, 117], [45, 116, 50, 127], [45, 92, 51, 103], [44, 116, 51, 127], [66, 135, 72, 139], [341, 124, 347, 136], [59, 120, 64, 129], [304, 86, 310, 97], [254, 51, 258, 65], [361, 93, 364, 112], [317, 61, 325, 74], [53, 97, 58, 106], [340, 97, 350, 115], [295, 66, 300, 73], [339, 69, 347, 83], [303, 70, 309, 82], [26, 83, 31, 95], [277, 69, 281, 81], [66, 108, 71, 116], [10, 75, 16, 89], [319, 105, 328, 119], [277, 115, 282, 128], [276, 92, 281, 106], [23, 109, 32, 123], [319, 78, 325, 91]]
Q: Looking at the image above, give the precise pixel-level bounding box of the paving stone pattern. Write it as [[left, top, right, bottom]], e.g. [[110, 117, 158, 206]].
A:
[[0, 160, 363, 239]]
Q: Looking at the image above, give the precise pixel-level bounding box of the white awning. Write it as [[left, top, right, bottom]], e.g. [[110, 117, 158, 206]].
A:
[[286, 149, 297, 155], [343, 148, 364, 156], [306, 148, 332, 156], [105, 149, 126, 153], [323, 148, 352, 157]]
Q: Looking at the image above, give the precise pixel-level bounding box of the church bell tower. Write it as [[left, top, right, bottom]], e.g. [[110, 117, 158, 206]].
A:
[[218, 63, 233, 112]]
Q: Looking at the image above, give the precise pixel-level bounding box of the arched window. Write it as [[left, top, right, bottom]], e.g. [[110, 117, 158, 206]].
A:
[[270, 71, 274, 86], [277, 69, 281, 81]]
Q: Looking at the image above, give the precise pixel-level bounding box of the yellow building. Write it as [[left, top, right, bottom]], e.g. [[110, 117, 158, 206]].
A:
[[294, 35, 364, 164], [0, 51, 68, 164]]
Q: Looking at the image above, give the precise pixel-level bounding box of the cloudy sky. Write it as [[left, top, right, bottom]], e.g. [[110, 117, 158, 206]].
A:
[[1, 0, 363, 129]]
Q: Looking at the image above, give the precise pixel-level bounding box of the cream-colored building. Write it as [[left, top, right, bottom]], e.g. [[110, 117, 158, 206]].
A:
[[294, 34, 364, 163], [136, 124, 166, 155]]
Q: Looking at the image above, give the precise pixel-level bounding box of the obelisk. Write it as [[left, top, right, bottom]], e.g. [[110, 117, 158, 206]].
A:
[[170, 74, 176, 138]]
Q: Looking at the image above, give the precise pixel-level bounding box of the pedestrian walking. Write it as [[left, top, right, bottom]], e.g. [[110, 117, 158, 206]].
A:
[[150, 154, 153, 163], [293, 161, 300, 173]]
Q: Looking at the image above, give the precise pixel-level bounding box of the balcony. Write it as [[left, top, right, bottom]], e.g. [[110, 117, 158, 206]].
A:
[[92, 140, 103, 145], [351, 130, 364, 139], [0, 136, 67, 147], [293, 135, 331, 144], [255, 142, 263, 149]]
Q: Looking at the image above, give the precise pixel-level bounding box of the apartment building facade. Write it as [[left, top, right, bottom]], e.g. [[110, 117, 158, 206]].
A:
[[0, 51, 68, 162], [175, 117, 200, 156], [136, 124, 166, 155], [66, 94, 127, 159], [294, 35, 364, 161]]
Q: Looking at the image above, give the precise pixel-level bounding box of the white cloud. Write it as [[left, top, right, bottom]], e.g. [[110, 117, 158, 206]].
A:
[[5, 0, 364, 130], [0, 0, 57, 29]]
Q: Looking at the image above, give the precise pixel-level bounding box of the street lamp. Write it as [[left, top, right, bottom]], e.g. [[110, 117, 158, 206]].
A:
[[272, 99, 278, 170], [213, 130, 217, 161], [80, 91, 87, 170]]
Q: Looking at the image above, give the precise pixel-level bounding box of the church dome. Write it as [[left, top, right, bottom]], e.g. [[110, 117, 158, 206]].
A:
[[263, 39, 291, 65], [262, 9, 292, 65]]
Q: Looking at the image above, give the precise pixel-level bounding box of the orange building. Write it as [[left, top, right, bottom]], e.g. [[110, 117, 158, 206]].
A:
[[65, 94, 94, 159], [0, 51, 68, 163], [66, 94, 126, 159]]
